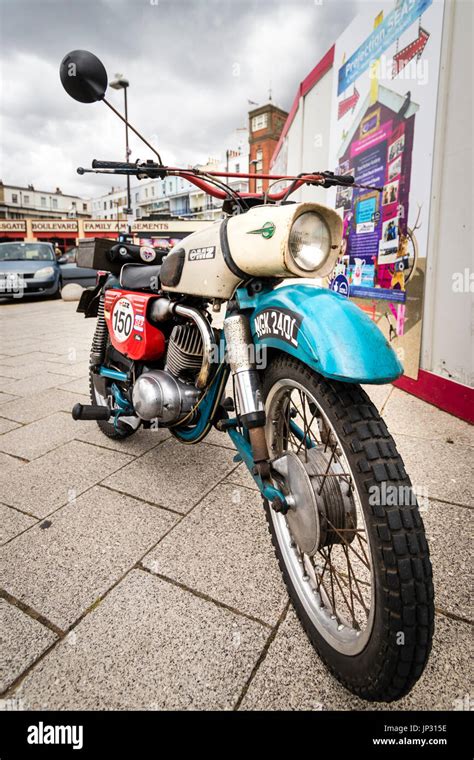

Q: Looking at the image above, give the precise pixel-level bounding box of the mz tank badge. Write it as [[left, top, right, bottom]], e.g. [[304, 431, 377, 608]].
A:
[[247, 221, 276, 239]]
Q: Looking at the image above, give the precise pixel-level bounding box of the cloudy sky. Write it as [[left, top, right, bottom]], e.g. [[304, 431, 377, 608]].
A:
[[0, 0, 366, 199]]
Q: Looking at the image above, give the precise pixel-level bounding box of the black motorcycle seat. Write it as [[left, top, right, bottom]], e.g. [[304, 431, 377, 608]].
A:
[[120, 263, 161, 291]]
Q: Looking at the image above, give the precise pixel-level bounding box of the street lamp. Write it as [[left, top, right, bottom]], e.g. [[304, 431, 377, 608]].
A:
[[110, 74, 132, 216]]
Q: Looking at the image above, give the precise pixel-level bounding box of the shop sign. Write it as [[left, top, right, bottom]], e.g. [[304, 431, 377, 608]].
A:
[[83, 220, 129, 233], [32, 220, 78, 232], [0, 220, 27, 232]]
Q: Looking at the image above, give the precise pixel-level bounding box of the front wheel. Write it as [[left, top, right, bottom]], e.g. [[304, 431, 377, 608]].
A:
[[262, 355, 434, 701]]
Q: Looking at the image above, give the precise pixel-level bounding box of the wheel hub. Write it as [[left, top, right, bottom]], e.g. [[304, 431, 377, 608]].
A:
[[272, 448, 357, 556]]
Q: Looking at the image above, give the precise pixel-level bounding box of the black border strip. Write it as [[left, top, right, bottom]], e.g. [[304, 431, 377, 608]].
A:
[[220, 217, 248, 281]]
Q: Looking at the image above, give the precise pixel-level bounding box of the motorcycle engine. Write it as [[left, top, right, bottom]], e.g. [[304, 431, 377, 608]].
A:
[[132, 323, 202, 424]]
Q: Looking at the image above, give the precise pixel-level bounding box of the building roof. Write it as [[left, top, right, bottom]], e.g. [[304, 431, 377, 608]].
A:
[[0, 182, 89, 200]]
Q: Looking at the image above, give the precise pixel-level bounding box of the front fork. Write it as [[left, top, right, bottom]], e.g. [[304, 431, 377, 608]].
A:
[[218, 314, 289, 512]]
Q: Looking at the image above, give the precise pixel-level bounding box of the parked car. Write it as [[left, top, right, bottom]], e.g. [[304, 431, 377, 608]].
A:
[[0, 241, 62, 298], [0, 242, 96, 299], [60, 246, 97, 288]]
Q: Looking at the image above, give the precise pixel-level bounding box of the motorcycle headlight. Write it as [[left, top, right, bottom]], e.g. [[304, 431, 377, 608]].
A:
[[288, 212, 331, 272], [34, 266, 55, 279]]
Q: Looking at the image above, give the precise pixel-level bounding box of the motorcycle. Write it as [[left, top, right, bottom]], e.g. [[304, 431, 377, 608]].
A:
[[59, 50, 434, 702]]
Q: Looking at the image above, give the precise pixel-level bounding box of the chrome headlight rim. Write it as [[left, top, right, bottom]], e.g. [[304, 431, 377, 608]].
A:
[[287, 211, 332, 274]]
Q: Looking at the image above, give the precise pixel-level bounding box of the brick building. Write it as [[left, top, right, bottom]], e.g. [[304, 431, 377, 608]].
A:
[[248, 103, 288, 193]]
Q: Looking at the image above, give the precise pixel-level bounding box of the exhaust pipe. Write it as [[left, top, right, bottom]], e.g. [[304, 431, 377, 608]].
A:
[[149, 298, 216, 389]]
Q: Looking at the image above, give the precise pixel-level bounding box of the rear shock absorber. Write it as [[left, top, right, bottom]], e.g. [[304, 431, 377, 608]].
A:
[[223, 314, 270, 477], [90, 295, 108, 367]]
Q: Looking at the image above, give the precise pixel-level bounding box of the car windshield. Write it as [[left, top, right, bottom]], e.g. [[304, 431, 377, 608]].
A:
[[0, 243, 55, 262]]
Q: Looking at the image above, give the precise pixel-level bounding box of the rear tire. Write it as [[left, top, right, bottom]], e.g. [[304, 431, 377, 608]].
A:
[[89, 366, 137, 440], [262, 355, 434, 702]]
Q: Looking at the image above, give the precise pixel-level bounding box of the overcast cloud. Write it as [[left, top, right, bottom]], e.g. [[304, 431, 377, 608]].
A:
[[0, 0, 365, 199]]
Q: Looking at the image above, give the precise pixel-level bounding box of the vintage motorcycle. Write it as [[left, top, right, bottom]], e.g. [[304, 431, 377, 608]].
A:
[[60, 50, 434, 702]]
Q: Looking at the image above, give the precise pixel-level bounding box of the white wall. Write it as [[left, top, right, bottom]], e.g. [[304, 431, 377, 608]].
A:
[[421, 0, 473, 386], [299, 68, 334, 206]]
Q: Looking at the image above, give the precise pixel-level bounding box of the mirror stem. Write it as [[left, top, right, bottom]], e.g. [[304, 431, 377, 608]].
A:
[[102, 97, 163, 165]]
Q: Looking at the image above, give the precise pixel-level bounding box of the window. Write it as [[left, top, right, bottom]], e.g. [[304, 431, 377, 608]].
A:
[[235, 163, 240, 174], [145, 188, 148, 198], [251, 113, 268, 132], [24, 195, 30, 205], [256, 179, 263, 193], [12, 194, 18, 203], [52, 198, 58, 209], [103, 201, 107, 210], [41, 197, 46, 207], [82, 203, 87, 212], [151, 186, 155, 196], [109, 200, 113, 209]]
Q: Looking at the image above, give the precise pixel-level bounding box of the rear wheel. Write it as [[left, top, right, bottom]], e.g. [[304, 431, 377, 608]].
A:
[[262, 355, 434, 701], [89, 336, 140, 440]]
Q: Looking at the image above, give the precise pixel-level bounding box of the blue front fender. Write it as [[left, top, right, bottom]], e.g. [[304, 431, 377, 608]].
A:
[[237, 284, 403, 384]]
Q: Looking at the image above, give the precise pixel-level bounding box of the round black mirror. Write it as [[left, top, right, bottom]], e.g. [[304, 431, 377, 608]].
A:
[[59, 50, 108, 103]]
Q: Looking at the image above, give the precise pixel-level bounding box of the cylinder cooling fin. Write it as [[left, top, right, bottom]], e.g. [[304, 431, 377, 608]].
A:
[[166, 323, 203, 379]]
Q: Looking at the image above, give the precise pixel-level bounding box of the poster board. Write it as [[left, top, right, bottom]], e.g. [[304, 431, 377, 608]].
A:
[[327, 0, 445, 378]]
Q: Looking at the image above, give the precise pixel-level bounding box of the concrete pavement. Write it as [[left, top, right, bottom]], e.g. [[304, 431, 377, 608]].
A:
[[0, 298, 472, 710]]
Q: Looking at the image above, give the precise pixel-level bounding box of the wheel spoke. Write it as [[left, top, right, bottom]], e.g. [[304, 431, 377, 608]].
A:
[[267, 377, 375, 653]]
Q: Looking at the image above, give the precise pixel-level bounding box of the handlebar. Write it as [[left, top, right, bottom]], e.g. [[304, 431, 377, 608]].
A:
[[78, 160, 380, 201]]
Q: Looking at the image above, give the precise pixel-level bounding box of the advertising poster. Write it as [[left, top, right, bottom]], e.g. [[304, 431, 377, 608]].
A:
[[327, 0, 445, 378]]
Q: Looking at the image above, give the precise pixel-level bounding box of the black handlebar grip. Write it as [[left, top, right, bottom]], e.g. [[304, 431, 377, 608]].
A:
[[92, 159, 132, 170]]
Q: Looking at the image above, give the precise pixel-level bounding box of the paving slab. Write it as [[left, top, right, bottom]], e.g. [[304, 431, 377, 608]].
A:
[[0, 411, 168, 460], [422, 499, 472, 621], [0, 599, 57, 693], [239, 608, 473, 711], [0, 504, 36, 544], [0, 486, 177, 630], [0, 440, 134, 518], [363, 383, 394, 411], [394, 434, 474, 507], [0, 418, 20, 435], [0, 372, 71, 398], [0, 359, 90, 380], [143, 482, 287, 625], [73, 420, 172, 455], [13, 569, 268, 710], [224, 462, 258, 490], [56, 376, 90, 395], [0, 412, 83, 460], [0, 451, 25, 475], [0, 344, 43, 357], [383, 388, 474, 447], [102, 439, 238, 513], [0, 392, 19, 406], [0, 388, 89, 424]]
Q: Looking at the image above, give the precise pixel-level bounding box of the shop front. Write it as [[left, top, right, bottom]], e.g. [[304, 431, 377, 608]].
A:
[[0, 218, 211, 252]]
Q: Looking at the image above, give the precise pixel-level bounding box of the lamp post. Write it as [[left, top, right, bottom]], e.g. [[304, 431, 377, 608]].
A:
[[110, 74, 132, 216]]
